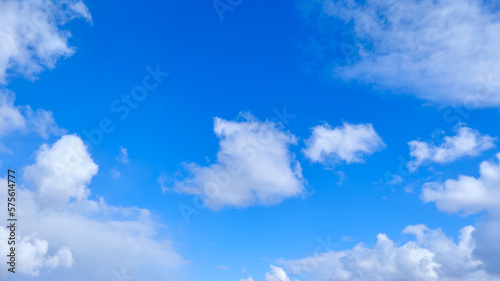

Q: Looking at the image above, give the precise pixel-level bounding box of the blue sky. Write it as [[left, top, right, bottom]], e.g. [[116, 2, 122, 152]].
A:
[[2, 0, 500, 280]]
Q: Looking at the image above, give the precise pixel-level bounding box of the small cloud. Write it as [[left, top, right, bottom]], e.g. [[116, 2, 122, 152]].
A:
[[303, 122, 385, 167], [110, 168, 120, 179], [117, 146, 129, 164]]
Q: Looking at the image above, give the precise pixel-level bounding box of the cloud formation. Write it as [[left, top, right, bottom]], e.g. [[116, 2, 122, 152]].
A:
[[0, 0, 91, 83], [174, 114, 304, 210], [303, 122, 385, 165], [408, 126, 495, 171], [422, 153, 500, 274], [301, 0, 500, 107], [277, 225, 492, 281], [0, 89, 65, 148], [0, 135, 184, 280], [422, 153, 500, 214]]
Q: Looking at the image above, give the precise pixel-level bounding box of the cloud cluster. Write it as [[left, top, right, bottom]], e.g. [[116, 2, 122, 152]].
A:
[[422, 152, 500, 275], [0, 135, 184, 280], [302, 0, 500, 107], [174, 114, 305, 210], [303, 122, 385, 165], [408, 126, 496, 171], [276, 224, 491, 281], [0, 0, 91, 83]]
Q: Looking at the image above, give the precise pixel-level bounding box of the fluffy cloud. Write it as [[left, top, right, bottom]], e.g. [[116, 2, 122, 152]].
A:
[[23, 135, 98, 206], [301, 0, 500, 107], [0, 0, 91, 83], [422, 153, 500, 214], [0, 135, 184, 280], [266, 265, 297, 281], [408, 126, 495, 171], [277, 225, 492, 281], [303, 122, 385, 165], [0, 89, 65, 145], [173, 114, 304, 210], [422, 153, 500, 274]]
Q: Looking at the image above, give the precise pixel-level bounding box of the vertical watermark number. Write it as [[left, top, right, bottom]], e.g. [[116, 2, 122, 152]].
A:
[[6, 169, 16, 274]]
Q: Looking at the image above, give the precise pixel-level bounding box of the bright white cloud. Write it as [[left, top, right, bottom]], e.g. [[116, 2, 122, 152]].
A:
[[277, 225, 491, 281], [0, 135, 184, 280], [266, 265, 297, 281], [422, 153, 500, 214], [303, 122, 385, 165], [422, 153, 500, 274], [408, 126, 495, 171], [302, 0, 500, 107], [174, 114, 304, 210], [0, 227, 73, 276], [24, 134, 98, 206], [0, 0, 91, 83]]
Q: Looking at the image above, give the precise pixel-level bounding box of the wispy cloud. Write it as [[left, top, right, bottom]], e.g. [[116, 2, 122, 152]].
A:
[[300, 0, 500, 107], [0, 0, 91, 83], [408, 126, 495, 171]]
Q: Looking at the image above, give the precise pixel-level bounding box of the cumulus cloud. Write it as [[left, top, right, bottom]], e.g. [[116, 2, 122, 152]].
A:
[[303, 122, 385, 165], [24, 135, 98, 206], [422, 153, 500, 214], [0, 89, 65, 144], [422, 153, 500, 274], [266, 265, 297, 281], [0, 135, 184, 280], [0, 227, 73, 276], [408, 126, 496, 171], [277, 225, 491, 281], [0, 0, 91, 83], [300, 0, 500, 107], [173, 114, 304, 210]]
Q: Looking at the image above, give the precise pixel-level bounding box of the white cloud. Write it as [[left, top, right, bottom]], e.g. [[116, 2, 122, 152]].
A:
[[408, 126, 495, 171], [266, 265, 297, 281], [174, 113, 304, 210], [0, 0, 91, 83], [303, 122, 385, 165], [302, 0, 500, 107], [277, 225, 491, 281], [0, 135, 184, 280], [0, 227, 73, 276], [421, 153, 500, 274], [24, 134, 98, 206], [422, 153, 500, 214], [24, 105, 66, 138], [240, 276, 254, 281], [0, 89, 65, 145], [0, 89, 25, 135]]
